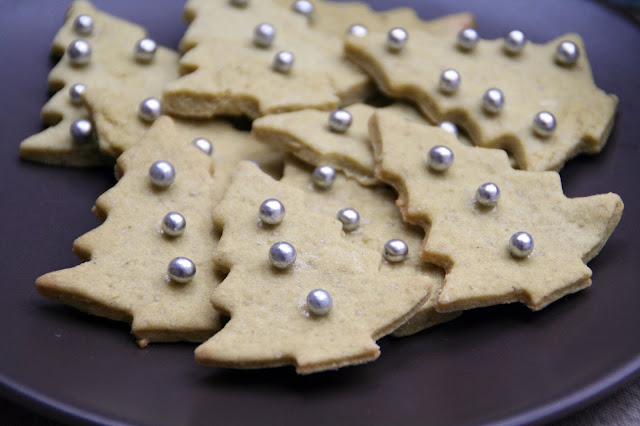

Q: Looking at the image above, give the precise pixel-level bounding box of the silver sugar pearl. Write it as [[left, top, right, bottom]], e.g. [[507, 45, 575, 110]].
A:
[[509, 232, 534, 258], [476, 182, 500, 207], [328, 109, 352, 133], [457, 28, 479, 51], [149, 160, 175, 188], [138, 97, 162, 122], [427, 145, 454, 171], [311, 165, 336, 189], [337, 208, 360, 232], [162, 212, 186, 237], [291, 0, 314, 17], [383, 239, 408, 263], [273, 50, 294, 73], [67, 39, 91, 65], [73, 15, 94, 35], [387, 27, 408, 52], [192, 138, 213, 155], [555, 41, 580, 66], [168, 257, 196, 283], [438, 121, 458, 136], [482, 88, 505, 114], [259, 199, 286, 225], [439, 69, 460, 94], [306, 289, 333, 316], [269, 241, 296, 269], [68, 83, 86, 105], [533, 111, 556, 138], [253, 23, 276, 48], [347, 24, 368, 37], [230, 0, 249, 6], [69, 119, 94, 144], [504, 30, 526, 55], [134, 38, 157, 63]]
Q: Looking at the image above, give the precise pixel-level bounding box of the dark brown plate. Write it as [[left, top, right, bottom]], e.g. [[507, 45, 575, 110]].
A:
[[1, 1, 638, 425]]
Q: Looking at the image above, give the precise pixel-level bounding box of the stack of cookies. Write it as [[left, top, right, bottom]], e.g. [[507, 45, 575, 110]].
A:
[[25, 0, 623, 374]]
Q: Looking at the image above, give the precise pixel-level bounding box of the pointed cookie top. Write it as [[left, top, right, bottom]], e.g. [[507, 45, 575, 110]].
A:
[[195, 162, 433, 373], [346, 29, 618, 171], [369, 111, 623, 312]]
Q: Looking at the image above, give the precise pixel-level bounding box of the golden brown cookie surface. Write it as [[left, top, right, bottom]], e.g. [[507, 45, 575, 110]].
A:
[[195, 162, 434, 373], [346, 30, 618, 171], [280, 158, 460, 336], [369, 111, 623, 312], [19, 0, 138, 166], [37, 117, 222, 347]]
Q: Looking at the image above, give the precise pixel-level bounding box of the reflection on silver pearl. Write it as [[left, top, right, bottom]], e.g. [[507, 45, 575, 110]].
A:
[[269, 241, 296, 269], [504, 30, 526, 54], [168, 257, 196, 283], [438, 121, 458, 136], [555, 41, 580, 66], [347, 24, 368, 37], [291, 0, 314, 17], [70, 119, 94, 144], [253, 23, 275, 48], [328, 109, 352, 133], [192, 138, 213, 155], [439, 69, 460, 94], [162, 212, 186, 237], [337, 208, 360, 232], [69, 83, 86, 105], [134, 38, 157, 62], [533, 111, 556, 138], [138, 97, 162, 122], [387, 27, 408, 52], [67, 40, 91, 65], [259, 199, 286, 225], [457, 28, 479, 51], [482, 88, 504, 114], [306, 289, 332, 315], [149, 160, 175, 188], [73, 15, 93, 35], [273, 50, 294, 73], [427, 145, 454, 171], [230, 0, 249, 6], [311, 165, 336, 189], [476, 182, 500, 207], [383, 239, 408, 262], [509, 232, 534, 258]]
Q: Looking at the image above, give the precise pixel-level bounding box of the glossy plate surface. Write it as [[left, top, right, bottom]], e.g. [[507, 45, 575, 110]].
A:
[[0, 1, 638, 424]]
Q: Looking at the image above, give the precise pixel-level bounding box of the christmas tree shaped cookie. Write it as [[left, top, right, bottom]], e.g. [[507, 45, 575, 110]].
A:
[[20, 0, 178, 161], [280, 158, 460, 336], [18, 0, 138, 166], [37, 117, 222, 347], [194, 162, 434, 373], [369, 111, 623, 312], [345, 29, 618, 171], [164, 0, 363, 119]]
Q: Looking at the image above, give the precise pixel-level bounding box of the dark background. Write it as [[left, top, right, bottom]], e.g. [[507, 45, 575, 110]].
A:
[[0, 1, 638, 425]]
